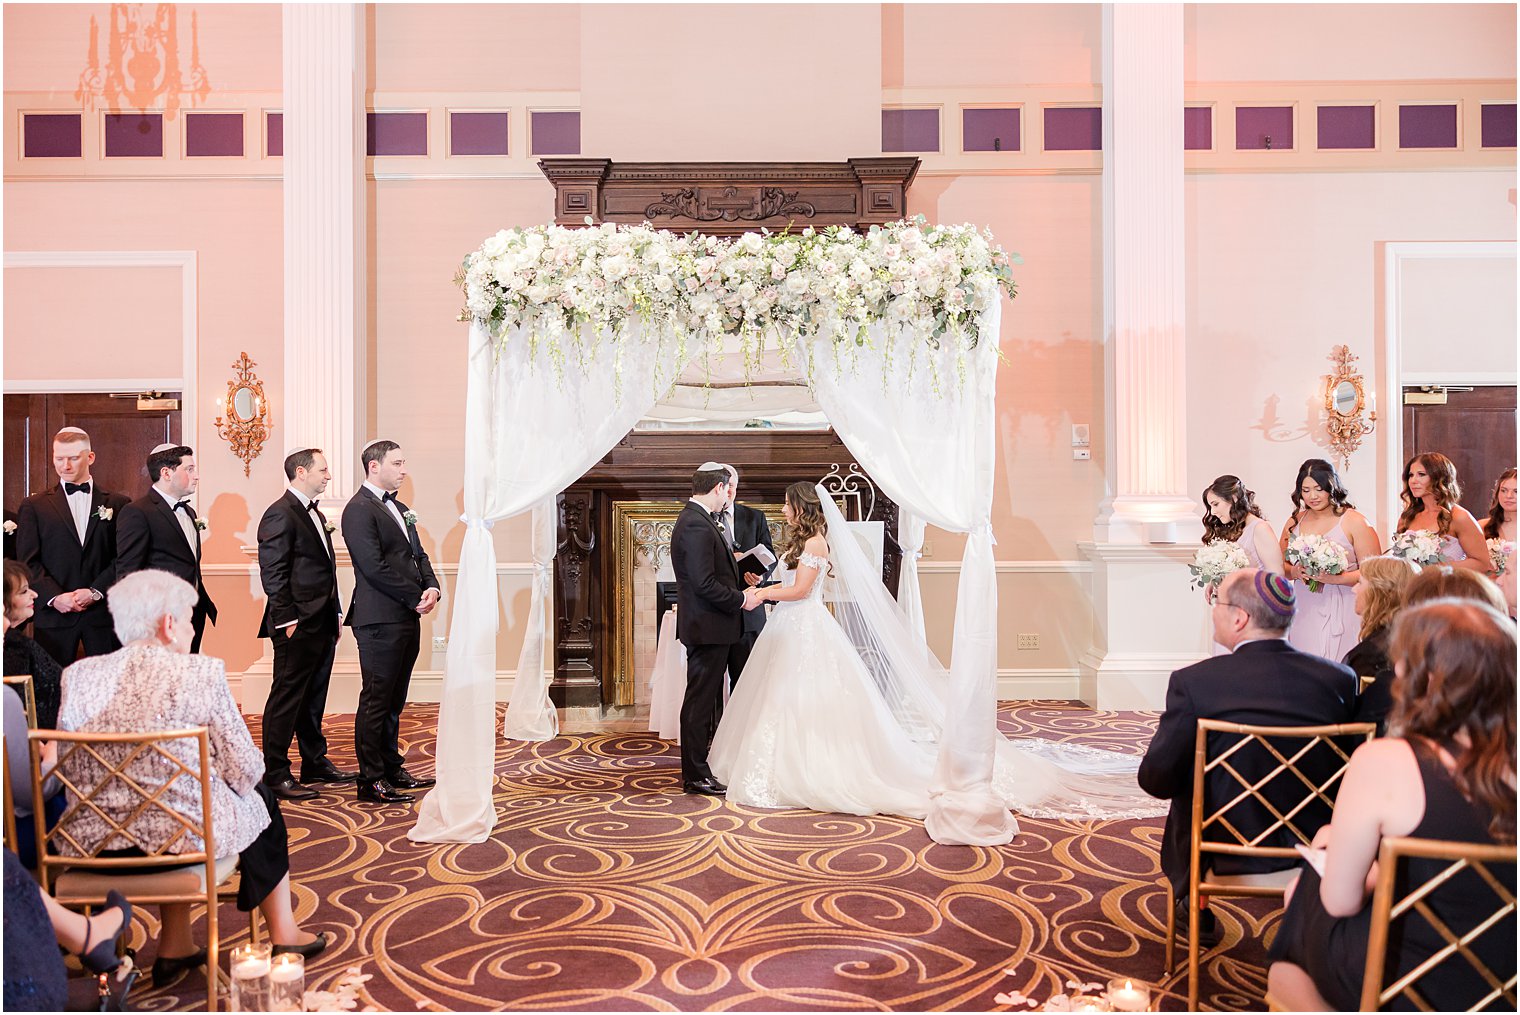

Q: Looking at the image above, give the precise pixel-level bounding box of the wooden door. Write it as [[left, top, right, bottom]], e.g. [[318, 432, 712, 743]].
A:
[[4, 392, 182, 510], [1401, 386, 1517, 518]]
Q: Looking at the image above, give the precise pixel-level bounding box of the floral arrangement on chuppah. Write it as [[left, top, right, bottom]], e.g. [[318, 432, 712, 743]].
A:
[[455, 216, 1019, 392]]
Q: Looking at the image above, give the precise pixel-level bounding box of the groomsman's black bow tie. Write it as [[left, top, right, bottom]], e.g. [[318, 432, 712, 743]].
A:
[[64, 482, 91, 496], [307, 501, 322, 514], [382, 491, 398, 504], [174, 500, 193, 514]]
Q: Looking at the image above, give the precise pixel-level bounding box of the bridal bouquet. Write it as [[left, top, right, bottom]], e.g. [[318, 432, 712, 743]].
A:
[[1285, 533, 1349, 592], [1188, 540, 1251, 591], [1388, 528, 1444, 566], [1489, 538, 1515, 576]]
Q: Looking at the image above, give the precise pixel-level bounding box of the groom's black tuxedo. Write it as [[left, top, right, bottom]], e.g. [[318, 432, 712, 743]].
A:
[[115, 489, 219, 651], [341, 484, 440, 784], [257, 489, 343, 784], [671, 499, 752, 784], [16, 483, 132, 664]]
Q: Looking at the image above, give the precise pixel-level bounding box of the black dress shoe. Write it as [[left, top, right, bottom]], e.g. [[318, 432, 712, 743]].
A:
[[682, 777, 728, 796], [356, 779, 414, 804], [272, 931, 331, 959], [152, 947, 208, 986], [387, 768, 435, 790], [267, 777, 319, 802], [299, 762, 359, 784], [1174, 897, 1219, 944]]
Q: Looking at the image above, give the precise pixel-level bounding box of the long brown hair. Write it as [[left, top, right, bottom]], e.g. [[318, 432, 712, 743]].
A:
[[779, 482, 829, 569], [1356, 555, 1421, 641], [1482, 467, 1517, 541], [1388, 599, 1516, 843], [1201, 475, 1263, 543], [1286, 459, 1354, 534], [1397, 452, 1462, 536]]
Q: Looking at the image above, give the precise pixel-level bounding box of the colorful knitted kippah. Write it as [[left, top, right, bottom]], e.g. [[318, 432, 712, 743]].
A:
[[1256, 570, 1295, 617]]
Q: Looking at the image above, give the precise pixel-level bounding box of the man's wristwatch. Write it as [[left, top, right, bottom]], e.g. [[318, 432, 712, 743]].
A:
[[88, 588, 103, 602]]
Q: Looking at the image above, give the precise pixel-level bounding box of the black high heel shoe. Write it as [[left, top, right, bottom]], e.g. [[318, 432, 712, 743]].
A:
[[79, 890, 133, 974]]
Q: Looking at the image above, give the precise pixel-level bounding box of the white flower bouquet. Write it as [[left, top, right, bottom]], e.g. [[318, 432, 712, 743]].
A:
[[1285, 533, 1350, 593], [1388, 528, 1444, 566], [1188, 540, 1251, 591], [1488, 538, 1515, 577]]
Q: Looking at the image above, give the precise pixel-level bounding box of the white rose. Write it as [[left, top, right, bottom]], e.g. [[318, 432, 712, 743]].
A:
[[784, 273, 810, 297], [848, 259, 872, 283], [481, 231, 510, 258], [738, 232, 764, 255], [653, 274, 673, 293], [602, 254, 630, 281]]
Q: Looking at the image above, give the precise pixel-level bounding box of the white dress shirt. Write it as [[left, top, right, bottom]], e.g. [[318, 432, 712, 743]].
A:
[[364, 480, 410, 537], [64, 482, 92, 543], [155, 486, 197, 551], [287, 486, 332, 557]]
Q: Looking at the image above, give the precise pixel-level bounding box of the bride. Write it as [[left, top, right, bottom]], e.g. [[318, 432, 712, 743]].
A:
[[710, 482, 1164, 824]]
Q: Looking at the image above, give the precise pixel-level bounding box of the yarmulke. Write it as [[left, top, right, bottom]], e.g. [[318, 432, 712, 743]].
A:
[[362, 438, 397, 454], [284, 446, 315, 458], [697, 461, 725, 473], [151, 442, 180, 454], [57, 426, 88, 436], [1256, 570, 1295, 617]]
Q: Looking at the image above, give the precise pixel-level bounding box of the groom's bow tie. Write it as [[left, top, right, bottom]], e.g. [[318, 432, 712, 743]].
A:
[[382, 491, 398, 504], [709, 511, 724, 524], [64, 482, 91, 496]]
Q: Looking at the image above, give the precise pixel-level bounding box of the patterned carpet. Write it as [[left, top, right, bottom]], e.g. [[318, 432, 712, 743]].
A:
[[104, 702, 1279, 1012]]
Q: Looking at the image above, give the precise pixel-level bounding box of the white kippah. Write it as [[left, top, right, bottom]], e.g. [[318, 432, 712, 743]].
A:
[[698, 461, 725, 473], [361, 438, 396, 455], [284, 446, 314, 458], [151, 442, 180, 454], [57, 426, 88, 436]]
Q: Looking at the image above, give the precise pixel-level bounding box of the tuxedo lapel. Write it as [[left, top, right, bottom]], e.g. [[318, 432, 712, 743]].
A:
[[51, 487, 82, 546], [686, 502, 739, 581], [81, 485, 105, 549], [393, 497, 424, 557], [152, 493, 196, 564], [287, 490, 337, 566]]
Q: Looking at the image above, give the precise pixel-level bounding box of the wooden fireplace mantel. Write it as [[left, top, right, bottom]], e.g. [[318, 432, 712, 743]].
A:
[[538, 158, 921, 236]]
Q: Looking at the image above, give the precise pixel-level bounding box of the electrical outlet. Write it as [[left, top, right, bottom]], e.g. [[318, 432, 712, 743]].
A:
[[1072, 448, 1091, 460], [1017, 633, 1040, 651], [432, 636, 448, 651]]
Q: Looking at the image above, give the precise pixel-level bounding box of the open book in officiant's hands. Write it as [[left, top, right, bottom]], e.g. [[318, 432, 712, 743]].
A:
[[736, 544, 780, 586]]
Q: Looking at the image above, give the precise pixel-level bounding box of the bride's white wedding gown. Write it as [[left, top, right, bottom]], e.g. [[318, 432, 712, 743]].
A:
[[709, 548, 1164, 823]]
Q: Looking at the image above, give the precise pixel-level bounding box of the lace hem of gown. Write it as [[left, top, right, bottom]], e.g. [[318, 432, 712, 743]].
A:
[[993, 738, 1169, 822]]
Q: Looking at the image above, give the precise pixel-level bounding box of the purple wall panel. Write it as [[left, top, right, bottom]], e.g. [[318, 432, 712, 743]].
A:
[[1184, 107, 1212, 150], [963, 107, 1018, 152], [1480, 103, 1516, 148], [103, 113, 163, 157], [450, 111, 509, 156], [1235, 106, 1293, 150], [367, 112, 428, 156], [531, 111, 581, 155], [23, 113, 82, 157], [1399, 104, 1457, 148], [881, 108, 939, 153], [1316, 105, 1376, 149], [266, 112, 283, 156], [1043, 106, 1102, 151], [185, 112, 244, 157]]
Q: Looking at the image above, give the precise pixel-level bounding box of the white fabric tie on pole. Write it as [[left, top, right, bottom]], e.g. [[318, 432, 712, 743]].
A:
[[503, 500, 558, 741], [896, 510, 928, 645]]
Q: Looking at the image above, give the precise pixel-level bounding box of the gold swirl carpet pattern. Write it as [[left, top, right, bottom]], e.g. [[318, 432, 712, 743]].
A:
[[116, 702, 1277, 1012]]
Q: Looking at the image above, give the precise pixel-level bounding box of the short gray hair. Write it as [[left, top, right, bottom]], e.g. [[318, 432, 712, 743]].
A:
[[109, 570, 197, 643]]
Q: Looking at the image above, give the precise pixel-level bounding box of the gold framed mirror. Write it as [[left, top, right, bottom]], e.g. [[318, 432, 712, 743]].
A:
[[1323, 345, 1376, 469], [213, 352, 271, 476]]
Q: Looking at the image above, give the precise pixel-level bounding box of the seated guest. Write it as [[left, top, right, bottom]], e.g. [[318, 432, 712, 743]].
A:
[[1139, 569, 1359, 912], [56, 570, 328, 986], [1402, 563, 1509, 614], [1344, 555, 1422, 732], [4, 847, 132, 1011], [1268, 599, 1516, 1011], [4, 560, 64, 729], [4, 685, 61, 869]]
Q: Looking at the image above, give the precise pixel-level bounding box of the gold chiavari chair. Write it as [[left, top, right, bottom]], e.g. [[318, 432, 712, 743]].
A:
[[3, 673, 38, 729]]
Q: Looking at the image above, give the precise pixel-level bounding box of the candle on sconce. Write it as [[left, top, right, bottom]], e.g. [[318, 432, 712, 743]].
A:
[[1107, 977, 1151, 1012], [1369, 390, 1377, 417]]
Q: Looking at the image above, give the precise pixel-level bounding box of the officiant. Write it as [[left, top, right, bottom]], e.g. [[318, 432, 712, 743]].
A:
[[705, 462, 774, 687]]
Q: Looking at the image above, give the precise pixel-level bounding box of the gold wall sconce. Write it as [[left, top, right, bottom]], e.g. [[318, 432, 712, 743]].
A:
[[213, 352, 271, 476], [1323, 345, 1376, 469]]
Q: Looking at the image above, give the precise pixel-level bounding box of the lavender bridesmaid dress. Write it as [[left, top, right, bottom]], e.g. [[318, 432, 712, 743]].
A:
[[1211, 517, 1270, 655], [1287, 520, 1360, 662]]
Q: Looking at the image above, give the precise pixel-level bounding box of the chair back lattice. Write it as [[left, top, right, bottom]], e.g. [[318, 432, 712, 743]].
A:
[[1360, 836, 1518, 1012]]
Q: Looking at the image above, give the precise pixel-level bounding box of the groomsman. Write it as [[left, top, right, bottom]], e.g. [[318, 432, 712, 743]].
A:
[[706, 462, 774, 686], [115, 444, 218, 651], [256, 448, 357, 801], [16, 428, 131, 665], [342, 439, 441, 804]]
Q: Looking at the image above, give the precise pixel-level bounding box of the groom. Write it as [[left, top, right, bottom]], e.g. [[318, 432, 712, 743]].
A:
[[670, 465, 761, 796]]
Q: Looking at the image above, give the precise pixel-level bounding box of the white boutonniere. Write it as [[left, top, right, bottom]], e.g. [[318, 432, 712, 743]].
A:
[[402, 510, 418, 527], [2, 520, 15, 535], [194, 517, 209, 532], [96, 506, 113, 522], [324, 521, 337, 535]]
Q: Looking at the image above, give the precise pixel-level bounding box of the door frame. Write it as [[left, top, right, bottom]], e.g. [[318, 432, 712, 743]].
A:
[[3, 249, 199, 498], [1381, 240, 1516, 532]]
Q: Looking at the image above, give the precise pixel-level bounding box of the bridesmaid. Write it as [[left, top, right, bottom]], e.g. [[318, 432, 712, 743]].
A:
[[1481, 466, 1517, 617], [1393, 452, 1488, 572], [1203, 475, 1284, 655], [1281, 459, 1380, 663]]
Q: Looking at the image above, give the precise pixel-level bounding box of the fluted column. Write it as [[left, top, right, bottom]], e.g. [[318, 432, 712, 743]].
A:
[[283, 4, 367, 501], [1096, 2, 1194, 543]]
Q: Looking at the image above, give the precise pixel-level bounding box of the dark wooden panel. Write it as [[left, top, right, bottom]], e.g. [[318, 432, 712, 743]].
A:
[[4, 392, 182, 508], [1402, 386, 1517, 519]]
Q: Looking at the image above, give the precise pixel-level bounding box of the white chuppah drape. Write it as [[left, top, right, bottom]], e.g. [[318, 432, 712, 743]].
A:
[[410, 321, 695, 843], [412, 307, 1009, 846]]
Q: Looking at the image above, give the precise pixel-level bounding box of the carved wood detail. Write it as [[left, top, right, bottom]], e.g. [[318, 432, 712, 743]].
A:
[[539, 158, 920, 236], [553, 430, 902, 709]]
